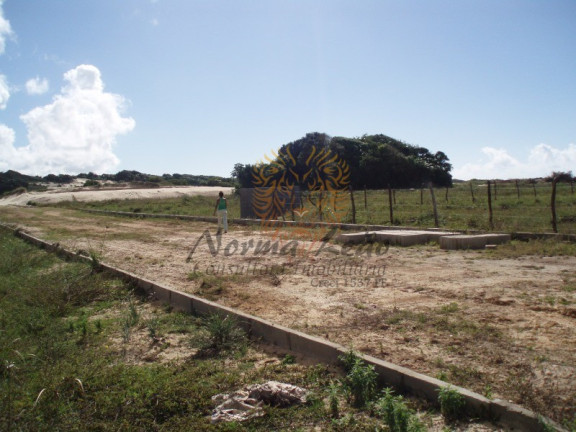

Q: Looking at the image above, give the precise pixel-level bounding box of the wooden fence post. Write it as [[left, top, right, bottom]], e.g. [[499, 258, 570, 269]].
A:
[[515, 180, 520, 200], [551, 176, 559, 233], [445, 187, 449, 202], [349, 185, 356, 224], [387, 185, 394, 224], [333, 190, 338, 215], [487, 180, 494, 230], [420, 188, 424, 205], [363, 186, 367, 210], [469, 182, 475, 203], [532, 182, 537, 199], [289, 188, 296, 221], [428, 182, 439, 228]]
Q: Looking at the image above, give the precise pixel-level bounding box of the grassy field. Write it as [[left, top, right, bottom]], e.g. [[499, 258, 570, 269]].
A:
[[65, 194, 243, 220], [59, 180, 576, 234], [1, 228, 492, 431]]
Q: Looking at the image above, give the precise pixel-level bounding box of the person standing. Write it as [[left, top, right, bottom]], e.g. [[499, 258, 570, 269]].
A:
[[213, 191, 228, 234]]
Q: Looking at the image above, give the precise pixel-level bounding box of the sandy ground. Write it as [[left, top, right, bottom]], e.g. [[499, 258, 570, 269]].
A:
[[0, 200, 575, 425], [0, 182, 233, 206]]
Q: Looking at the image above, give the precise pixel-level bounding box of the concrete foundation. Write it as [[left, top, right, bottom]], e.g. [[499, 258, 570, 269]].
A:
[[374, 231, 430, 246], [439, 235, 488, 250], [334, 231, 379, 244], [337, 229, 458, 247], [482, 233, 512, 245], [439, 233, 511, 250]]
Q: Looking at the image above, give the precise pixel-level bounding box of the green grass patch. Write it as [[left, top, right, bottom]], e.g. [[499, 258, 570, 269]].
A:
[[55, 193, 242, 220], [485, 238, 576, 259]]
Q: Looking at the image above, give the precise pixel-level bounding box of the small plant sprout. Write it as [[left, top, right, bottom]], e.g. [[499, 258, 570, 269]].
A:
[[281, 353, 296, 365], [146, 317, 160, 341], [483, 384, 493, 400], [128, 297, 139, 326], [88, 250, 101, 272], [327, 380, 340, 419]]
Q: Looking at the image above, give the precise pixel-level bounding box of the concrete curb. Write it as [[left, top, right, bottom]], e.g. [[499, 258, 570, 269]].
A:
[[0, 222, 566, 432]]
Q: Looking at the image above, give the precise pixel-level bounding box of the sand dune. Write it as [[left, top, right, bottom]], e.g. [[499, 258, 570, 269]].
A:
[[0, 184, 233, 206]]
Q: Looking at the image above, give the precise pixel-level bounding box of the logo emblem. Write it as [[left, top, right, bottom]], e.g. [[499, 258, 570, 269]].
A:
[[251, 143, 351, 253]]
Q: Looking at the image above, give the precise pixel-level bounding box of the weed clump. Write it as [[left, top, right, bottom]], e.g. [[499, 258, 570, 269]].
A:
[[372, 388, 426, 432], [192, 314, 247, 357], [438, 385, 466, 422], [339, 351, 378, 408]]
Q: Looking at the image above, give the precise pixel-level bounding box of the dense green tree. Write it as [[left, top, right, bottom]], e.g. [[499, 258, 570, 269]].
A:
[[43, 174, 74, 184], [0, 170, 38, 194], [113, 170, 148, 182], [234, 132, 453, 189]]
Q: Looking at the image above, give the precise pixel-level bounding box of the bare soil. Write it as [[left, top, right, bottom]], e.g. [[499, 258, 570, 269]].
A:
[[1, 204, 575, 424]]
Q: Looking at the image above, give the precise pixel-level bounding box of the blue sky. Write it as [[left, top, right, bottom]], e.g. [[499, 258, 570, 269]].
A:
[[0, 0, 575, 179]]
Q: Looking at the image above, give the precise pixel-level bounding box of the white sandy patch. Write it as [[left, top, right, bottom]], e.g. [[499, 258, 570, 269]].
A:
[[0, 185, 233, 206]]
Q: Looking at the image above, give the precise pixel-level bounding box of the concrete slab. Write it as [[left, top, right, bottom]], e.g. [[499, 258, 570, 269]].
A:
[[482, 233, 511, 245], [422, 230, 459, 242], [374, 231, 430, 246], [335, 231, 379, 244], [440, 235, 488, 250], [439, 233, 511, 250], [337, 229, 459, 247]]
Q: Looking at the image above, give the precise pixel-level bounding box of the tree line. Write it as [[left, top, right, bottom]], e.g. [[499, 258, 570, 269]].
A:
[[232, 132, 453, 190], [0, 169, 234, 195]]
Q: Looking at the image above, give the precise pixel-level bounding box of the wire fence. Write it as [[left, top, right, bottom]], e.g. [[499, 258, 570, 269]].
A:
[[246, 181, 576, 235]]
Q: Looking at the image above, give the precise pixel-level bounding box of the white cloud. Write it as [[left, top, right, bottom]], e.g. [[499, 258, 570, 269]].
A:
[[25, 77, 50, 95], [0, 64, 135, 175], [453, 144, 576, 180], [0, 124, 16, 161], [0, 0, 13, 55], [0, 74, 9, 109]]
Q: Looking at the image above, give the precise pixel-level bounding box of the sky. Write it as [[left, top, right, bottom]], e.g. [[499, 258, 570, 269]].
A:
[[0, 0, 575, 180]]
